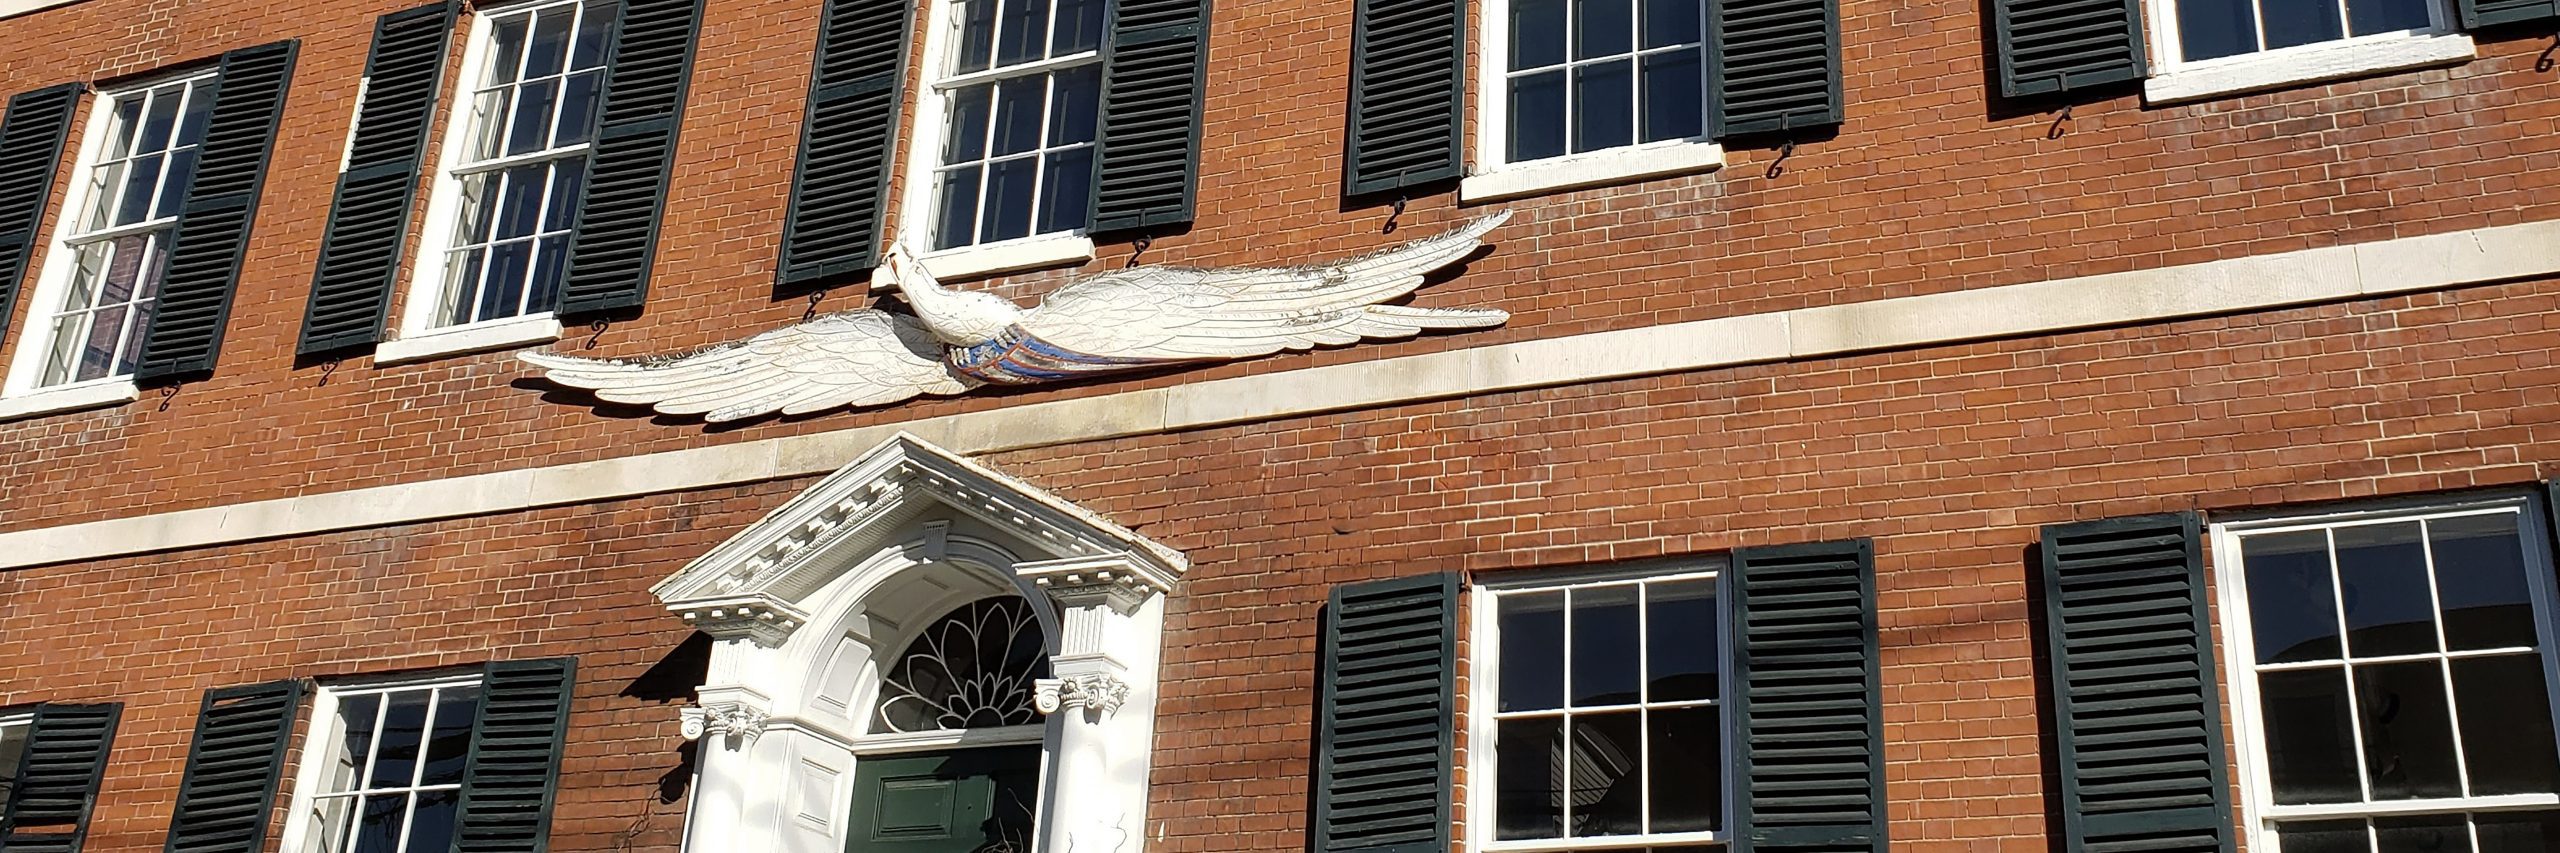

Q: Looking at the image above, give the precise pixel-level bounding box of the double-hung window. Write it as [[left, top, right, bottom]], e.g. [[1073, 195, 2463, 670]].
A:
[[2217, 498, 2560, 852], [915, 0, 1104, 254], [1475, 566, 1725, 850], [2141, 0, 2472, 102], [2159, 0, 2437, 62], [281, 677, 484, 853], [1468, 0, 1720, 201]]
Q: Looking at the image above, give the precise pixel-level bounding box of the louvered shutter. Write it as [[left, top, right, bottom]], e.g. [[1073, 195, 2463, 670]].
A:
[[1704, 0, 1840, 139], [2040, 513, 2233, 853], [1087, 0, 1211, 232], [555, 0, 703, 317], [1, 703, 122, 853], [1989, 0, 2145, 98], [2460, 0, 2559, 26], [451, 658, 577, 853], [134, 41, 299, 384], [298, 2, 460, 356], [1342, 0, 1464, 197], [1728, 539, 1885, 853], [775, 0, 913, 287], [0, 84, 83, 353], [1312, 574, 1456, 853], [163, 681, 303, 853]]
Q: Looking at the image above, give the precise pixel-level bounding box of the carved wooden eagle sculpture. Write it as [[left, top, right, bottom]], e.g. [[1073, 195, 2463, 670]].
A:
[[521, 211, 1512, 422]]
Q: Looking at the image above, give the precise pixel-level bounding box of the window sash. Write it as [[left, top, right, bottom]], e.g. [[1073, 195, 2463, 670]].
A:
[[291, 677, 483, 853], [2147, 0, 2452, 68], [66, 76, 210, 242]]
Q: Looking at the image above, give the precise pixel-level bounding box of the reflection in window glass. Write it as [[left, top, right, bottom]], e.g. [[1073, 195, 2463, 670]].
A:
[[0, 715, 29, 807], [1503, 0, 1704, 162], [433, 0, 616, 328], [295, 681, 482, 853], [2170, 0, 2438, 63], [928, 0, 1103, 250], [34, 73, 212, 388]]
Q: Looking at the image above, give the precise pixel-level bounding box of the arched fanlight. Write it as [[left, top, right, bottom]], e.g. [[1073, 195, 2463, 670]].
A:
[[872, 596, 1051, 733]]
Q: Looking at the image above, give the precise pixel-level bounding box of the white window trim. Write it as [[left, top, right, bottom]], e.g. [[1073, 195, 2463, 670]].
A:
[[0, 0, 84, 19], [1465, 0, 1723, 203], [374, 312, 564, 366], [2139, 0, 2474, 105], [1465, 563, 1731, 853], [2211, 496, 2560, 852], [273, 673, 488, 853], [0, 377, 139, 422]]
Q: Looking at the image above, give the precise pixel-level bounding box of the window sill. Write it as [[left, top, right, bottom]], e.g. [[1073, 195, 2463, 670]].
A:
[[888, 233, 1096, 287], [1459, 142, 1726, 203], [376, 314, 565, 366], [0, 0, 86, 19], [2143, 33, 2475, 105], [0, 379, 139, 422]]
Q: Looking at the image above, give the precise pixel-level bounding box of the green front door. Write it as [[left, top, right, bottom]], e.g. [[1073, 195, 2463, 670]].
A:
[[846, 746, 1042, 853]]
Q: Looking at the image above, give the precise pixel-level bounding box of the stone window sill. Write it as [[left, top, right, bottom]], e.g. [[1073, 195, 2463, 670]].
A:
[[2144, 33, 2475, 106], [888, 233, 1097, 287], [376, 313, 564, 366], [1458, 141, 1726, 203], [0, 0, 86, 19], [0, 378, 138, 422]]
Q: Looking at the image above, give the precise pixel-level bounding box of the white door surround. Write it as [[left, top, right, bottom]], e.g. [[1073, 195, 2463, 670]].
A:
[[654, 433, 1187, 853]]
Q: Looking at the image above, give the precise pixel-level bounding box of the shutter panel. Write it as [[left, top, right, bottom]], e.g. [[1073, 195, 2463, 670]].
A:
[[2459, 0, 2560, 27], [2040, 513, 2234, 853], [450, 658, 578, 853], [1704, 0, 1841, 139], [0, 84, 83, 354], [297, 2, 460, 356], [1989, 0, 2146, 98], [775, 0, 914, 287], [163, 681, 304, 853], [1312, 574, 1456, 853], [1, 703, 122, 852], [134, 41, 299, 384], [1729, 539, 1885, 853], [1342, 0, 1463, 197], [1086, 0, 1211, 233], [555, 0, 703, 317]]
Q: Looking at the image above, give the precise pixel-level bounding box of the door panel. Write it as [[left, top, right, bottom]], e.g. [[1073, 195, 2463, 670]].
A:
[[848, 746, 1040, 853]]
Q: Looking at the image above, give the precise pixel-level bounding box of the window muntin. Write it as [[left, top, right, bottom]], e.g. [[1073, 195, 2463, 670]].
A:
[[1479, 568, 1723, 850], [871, 596, 1052, 733], [0, 712, 30, 807], [2158, 0, 2442, 64], [1498, 0, 1704, 164], [429, 0, 614, 329], [292, 679, 483, 853], [924, 0, 1104, 251], [2223, 501, 2560, 852], [31, 74, 211, 388]]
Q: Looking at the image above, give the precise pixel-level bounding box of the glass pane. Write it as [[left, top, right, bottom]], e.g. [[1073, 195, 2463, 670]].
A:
[[494, 165, 549, 239], [2348, 0, 2432, 33], [98, 232, 151, 304], [40, 312, 83, 387], [2260, 667, 2362, 805], [2376, 814, 2472, 853], [1048, 65, 1101, 146], [572, 2, 616, 68], [1570, 585, 1640, 706], [175, 84, 213, 146], [1647, 705, 1720, 833], [1638, 49, 1702, 143], [1575, 0, 1633, 59], [990, 76, 1044, 157], [103, 95, 143, 160], [2452, 654, 2560, 796], [2476, 811, 2560, 853], [479, 240, 534, 321], [1500, 592, 1566, 712], [80, 160, 126, 231], [0, 724, 28, 801], [932, 165, 982, 249], [155, 149, 197, 219], [137, 87, 182, 154], [1640, 0, 1701, 48], [1644, 579, 1716, 702], [2175, 0, 2259, 62], [1035, 147, 1091, 234], [2243, 529, 2342, 665], [61, 241, 107, 311], [871, 598, 1051, 732], [441, 248, 487, 326], [1495, 716, 1564, 840], [955, 0, 997, 74], [542, 160, 586, 232], [2355, 660, 2460, 800], [113, 301, 151, 375], [403, 789, 462, 853], [995, 0, 1048, 65], [329, 694, 382, 794], [487, 14, 532, 86], [76, 304, 127, 382], [527, 234, 570, 312], [1508, 71, 1567, 161], [1053, 0, 1104, 54], [1567, 712, 1642, 837], [420, 686, 481, 787], [349, 793, 407, 853], [980, 157, 1036, 243], [114, 153, 164, 226], [2276, 820, 2370, 853], [556, 71, 603, 147], [1511, 0, 1567, 70], [523, 5, 575, 79], [465, 89, 513, 162], [299, 795, 355, 853], [367, 689, 433, 789], [1571, 60, 1633, 154], [944, 85, 994, 164], [451, 173, 498, 245], [507, 77, 562, 157], [2264, 0, 2346, 49], [2336, 521, 2436, 658], [2431, 512, 2534, 651]]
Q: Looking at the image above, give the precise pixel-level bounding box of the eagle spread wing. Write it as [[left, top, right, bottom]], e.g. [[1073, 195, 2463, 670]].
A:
[[1020, 211, 1511, 361], [518, 310, 976, 422]]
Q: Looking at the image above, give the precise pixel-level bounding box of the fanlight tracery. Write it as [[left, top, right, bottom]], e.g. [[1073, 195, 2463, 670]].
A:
[[873, 596, 1051, 733]]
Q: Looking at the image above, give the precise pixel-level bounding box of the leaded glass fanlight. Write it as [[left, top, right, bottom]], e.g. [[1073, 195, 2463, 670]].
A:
[[873, 596, 1052, 733]]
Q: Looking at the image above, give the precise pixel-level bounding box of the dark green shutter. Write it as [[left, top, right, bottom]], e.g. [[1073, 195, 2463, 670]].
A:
[[0, 84, 83, 354], [775, 0, 914, 287], [1312, 574, 1456, 853], [1, 703, 122, 853], [163, 681, 304, 853], [2039, 513, 2233, 853], [555, 0, 703, 317], [1729, 539, 1885, 853], [298, 2, 460, 356], [451, 658, 578, 853], [1989, 0, 2146, 98], [1342, 0, 1464, 197], [1704, 0, 1841, 139], [134, 40, 299, 384], [2460, 0, 2560, 26], [1087, 0, 1212, 232]]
